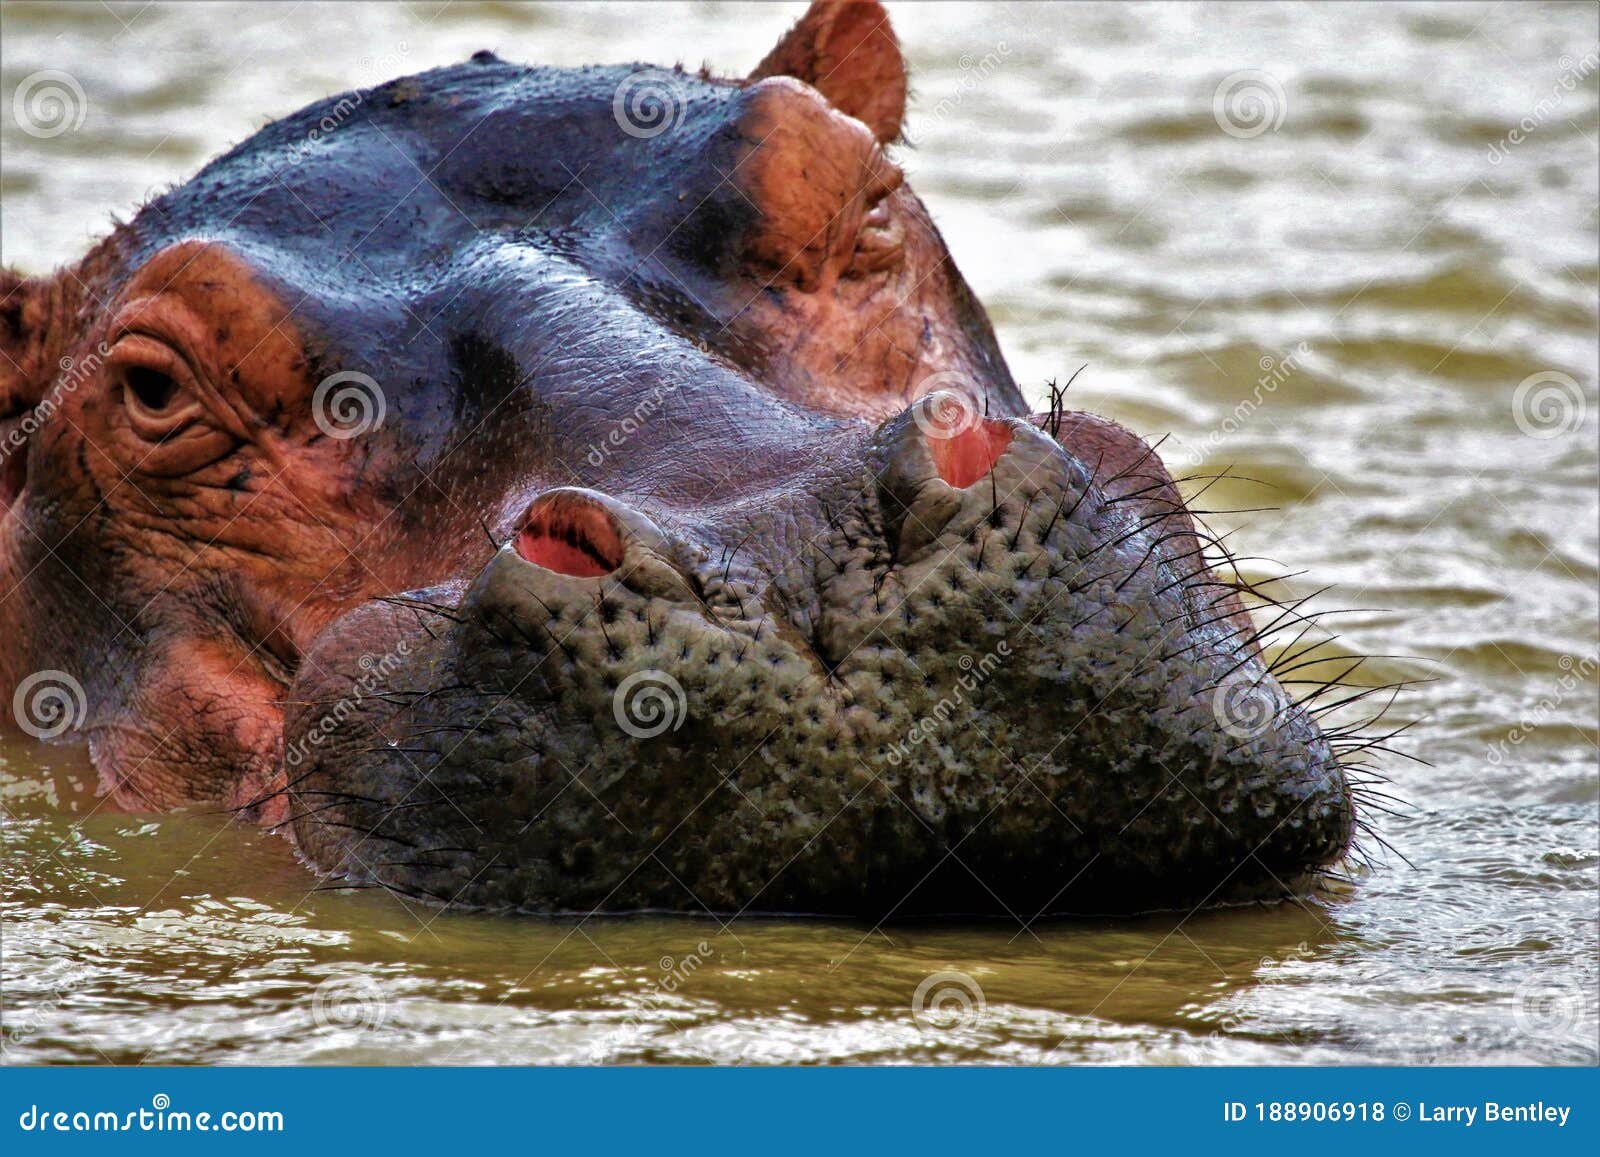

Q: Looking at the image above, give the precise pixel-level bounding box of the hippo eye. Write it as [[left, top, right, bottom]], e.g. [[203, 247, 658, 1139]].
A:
[[125, 366, 179, 412], [110, 338, 203, 440]]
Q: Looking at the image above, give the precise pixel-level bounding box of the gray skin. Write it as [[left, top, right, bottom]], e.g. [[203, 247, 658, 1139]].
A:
[[288, 388, 1351, 915], [3, 1, 1355, 917]]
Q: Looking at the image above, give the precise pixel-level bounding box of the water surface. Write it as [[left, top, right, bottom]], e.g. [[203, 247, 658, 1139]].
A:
[[2, 0, 1597, 1064]]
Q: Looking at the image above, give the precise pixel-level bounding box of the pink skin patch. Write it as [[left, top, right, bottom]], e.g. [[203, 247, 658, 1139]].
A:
[[928, 417, 1013, 489], [514, 492, 625, 577]]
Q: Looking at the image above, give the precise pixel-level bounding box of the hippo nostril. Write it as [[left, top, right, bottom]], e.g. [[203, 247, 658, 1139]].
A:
[[867, 391, 1030, 561], [514, 491, 625, 577], [927, 413, 1014, 489]]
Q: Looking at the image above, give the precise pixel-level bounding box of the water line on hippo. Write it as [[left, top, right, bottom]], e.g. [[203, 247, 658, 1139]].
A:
[[275, 390, 1366, 916], [0, 0, 1404, 924], [4, 0, 1594, 1071]]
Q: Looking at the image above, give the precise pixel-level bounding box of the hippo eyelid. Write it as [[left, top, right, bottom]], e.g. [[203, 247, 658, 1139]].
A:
[[107, 333, 206, 441]]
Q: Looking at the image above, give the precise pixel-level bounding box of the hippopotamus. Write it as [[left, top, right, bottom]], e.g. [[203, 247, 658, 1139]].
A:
[[0, 1, 1353, 916]]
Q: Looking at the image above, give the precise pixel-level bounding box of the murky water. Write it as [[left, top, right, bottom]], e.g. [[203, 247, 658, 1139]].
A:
[[2, 1, 1597, 1065]]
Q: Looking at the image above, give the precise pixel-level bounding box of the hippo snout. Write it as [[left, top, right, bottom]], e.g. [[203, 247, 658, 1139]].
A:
[[287, 393, 1352, 917]]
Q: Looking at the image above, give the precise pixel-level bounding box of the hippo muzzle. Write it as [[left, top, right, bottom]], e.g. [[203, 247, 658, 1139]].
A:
[[287, 393, 1351, 916]]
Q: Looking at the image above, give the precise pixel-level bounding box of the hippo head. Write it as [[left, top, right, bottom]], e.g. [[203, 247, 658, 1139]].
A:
[[0, 2, 1353, 915]]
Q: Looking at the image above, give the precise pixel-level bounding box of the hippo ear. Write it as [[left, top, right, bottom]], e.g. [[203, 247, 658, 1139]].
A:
[[750, 0, 906, 144]]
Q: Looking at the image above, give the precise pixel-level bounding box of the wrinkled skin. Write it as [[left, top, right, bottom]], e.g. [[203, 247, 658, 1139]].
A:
[[0, 2, 1351, 916]]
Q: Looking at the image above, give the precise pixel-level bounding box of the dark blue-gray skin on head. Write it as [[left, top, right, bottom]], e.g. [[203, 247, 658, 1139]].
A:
[[0, 1, 1359, 917]]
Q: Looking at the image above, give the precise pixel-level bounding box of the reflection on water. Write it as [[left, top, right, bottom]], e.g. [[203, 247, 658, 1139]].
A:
[[2, 1, 1597, 1064]]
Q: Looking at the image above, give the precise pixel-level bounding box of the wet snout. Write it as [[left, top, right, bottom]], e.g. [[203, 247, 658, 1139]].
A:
[[291, 392, 1352, 916]]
